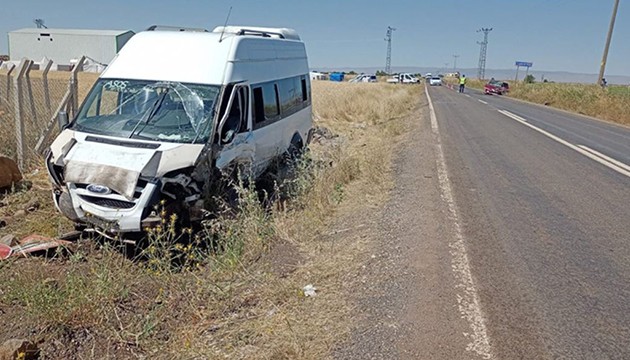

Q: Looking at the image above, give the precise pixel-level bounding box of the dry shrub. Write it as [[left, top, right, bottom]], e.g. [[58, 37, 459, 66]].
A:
[[508, 83, 630, 125]]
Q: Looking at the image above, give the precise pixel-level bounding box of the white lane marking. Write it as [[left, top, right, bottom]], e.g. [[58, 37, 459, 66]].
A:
[[478, 100, 488, 105], [465, 94, 471, 98], [578, 145, 630, 173], [498, 110, 527, 122], [425, 86, 494, 359], [498, 110, 630, 178]]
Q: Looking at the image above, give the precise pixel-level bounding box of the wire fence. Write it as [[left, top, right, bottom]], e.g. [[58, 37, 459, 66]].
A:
[[0, 58, 99, 170]]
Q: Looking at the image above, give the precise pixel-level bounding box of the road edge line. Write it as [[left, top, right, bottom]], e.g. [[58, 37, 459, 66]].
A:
[[578, 145, 630, 172], [498, 109, 630, 178], [425, 85, 494, 359]]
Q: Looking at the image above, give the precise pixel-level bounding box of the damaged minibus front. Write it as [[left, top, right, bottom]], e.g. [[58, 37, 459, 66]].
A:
[[47, 79, 225, 236]]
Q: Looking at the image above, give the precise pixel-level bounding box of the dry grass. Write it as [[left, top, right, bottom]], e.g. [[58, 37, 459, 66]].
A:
[[507, 83, 630, 126], [0, 81, 421, 358], [0, 170, 75, 238]]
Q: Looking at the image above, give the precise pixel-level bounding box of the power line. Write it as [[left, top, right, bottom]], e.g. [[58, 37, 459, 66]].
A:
[[477, 28, 492, 80], [385, 26, 396, 75], [598, 0, 619, 86]]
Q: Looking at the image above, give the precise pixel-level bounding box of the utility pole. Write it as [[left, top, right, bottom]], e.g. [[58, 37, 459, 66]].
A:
[[453, 54, 459, 70], [598, 0, 620, 86], [385, 26, 396, 75], [33, 19, 47, 29], [477, 27, 492, 80]]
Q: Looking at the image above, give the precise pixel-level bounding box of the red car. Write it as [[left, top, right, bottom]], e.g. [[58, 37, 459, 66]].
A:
[[484, 80, 509, 95]]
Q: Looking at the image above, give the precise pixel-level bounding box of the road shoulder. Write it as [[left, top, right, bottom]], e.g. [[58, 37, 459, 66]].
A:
[[335, 94, 479, 359]]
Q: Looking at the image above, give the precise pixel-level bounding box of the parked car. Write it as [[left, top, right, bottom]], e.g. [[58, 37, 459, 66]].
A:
[[46, 25, 313, 237], [349, 74, 377, 83], [484, 80, 509, 95], [386, 73, 419, 84], [429, 77, 442, 86]]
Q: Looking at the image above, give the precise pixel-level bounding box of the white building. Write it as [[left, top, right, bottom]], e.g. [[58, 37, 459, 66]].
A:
[[8, 28, 134, 67]]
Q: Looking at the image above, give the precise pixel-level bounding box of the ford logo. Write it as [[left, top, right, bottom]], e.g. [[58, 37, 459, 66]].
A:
[[86, 184, 111, 195]]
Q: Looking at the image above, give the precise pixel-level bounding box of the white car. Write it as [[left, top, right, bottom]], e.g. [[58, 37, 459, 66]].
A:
[[349, 74, 377, 83], [386, 73, 419, 84], [429, 77, 442, 86]]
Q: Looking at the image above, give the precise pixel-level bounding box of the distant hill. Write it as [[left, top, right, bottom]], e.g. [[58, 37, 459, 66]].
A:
[[312, 66, 630, 85]]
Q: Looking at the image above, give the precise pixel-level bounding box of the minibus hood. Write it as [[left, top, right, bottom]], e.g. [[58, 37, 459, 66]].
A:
[[50, 130, 205, 200]]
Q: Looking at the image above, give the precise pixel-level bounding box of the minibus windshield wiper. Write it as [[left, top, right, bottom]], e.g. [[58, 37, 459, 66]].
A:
[[128, 91, 168, 139]]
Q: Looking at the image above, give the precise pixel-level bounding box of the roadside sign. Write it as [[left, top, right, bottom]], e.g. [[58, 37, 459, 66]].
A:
[[515, 61, 533, 82]]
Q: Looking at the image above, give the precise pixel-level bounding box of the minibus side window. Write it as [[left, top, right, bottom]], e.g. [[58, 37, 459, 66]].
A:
[[301, 77, 308, 102], [273, 84, 280, 117], [238, 87, 249, 133], [263, 83, 280, 120], [252, 87, 265, 125], [252, 82, 281, 130], [278, 77, 300, 115]]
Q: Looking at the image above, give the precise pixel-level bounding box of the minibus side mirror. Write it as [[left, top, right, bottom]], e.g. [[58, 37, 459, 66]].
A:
[[57, 111, 69, 130]]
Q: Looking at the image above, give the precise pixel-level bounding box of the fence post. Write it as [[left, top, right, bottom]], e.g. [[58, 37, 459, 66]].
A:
[[25, 60, 37, 125], [13, 59, 30, 171], [6, 63, 15, 102], [34, 60, 79, 154], [0, 60, 3, 105], [42, 60, 53, 119], [34, 85, 72, 154], [69, 56, 85, 117]]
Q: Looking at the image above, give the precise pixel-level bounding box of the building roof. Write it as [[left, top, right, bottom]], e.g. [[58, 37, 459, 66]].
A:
[[10, 28, 134, 37]]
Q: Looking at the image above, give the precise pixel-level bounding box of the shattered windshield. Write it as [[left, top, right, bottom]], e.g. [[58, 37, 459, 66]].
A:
[[73, 79, 220, 143]]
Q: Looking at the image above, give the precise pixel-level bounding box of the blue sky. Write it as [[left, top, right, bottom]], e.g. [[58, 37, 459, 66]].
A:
[[1, 0, 628, 76]]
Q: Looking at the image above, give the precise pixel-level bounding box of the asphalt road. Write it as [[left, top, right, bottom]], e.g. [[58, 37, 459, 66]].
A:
[[429, 84, 630, 359]]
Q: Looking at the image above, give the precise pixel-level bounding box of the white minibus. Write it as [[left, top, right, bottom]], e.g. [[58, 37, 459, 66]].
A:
[[46, 25, 312, 236]]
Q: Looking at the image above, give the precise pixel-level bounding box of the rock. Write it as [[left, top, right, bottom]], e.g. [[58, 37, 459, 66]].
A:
[[0, 339, 38, 360], [12, 210, 26, 219], [0, 217, 8, 228], [0, 157, 22, 189], [42, 278, 58, 289], [303, 284, 317, 297], [24, 199, 40, 212], [0, 235, 17, 247], [311, 126, 336, 143]]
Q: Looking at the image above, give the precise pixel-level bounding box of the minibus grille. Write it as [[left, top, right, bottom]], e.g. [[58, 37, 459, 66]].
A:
[[79, 195, 136, 209], [75, 182, 145, 200]]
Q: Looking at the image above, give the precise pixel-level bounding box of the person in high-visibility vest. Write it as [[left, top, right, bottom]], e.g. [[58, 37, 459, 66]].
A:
[[459, 74, 467, 93]]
